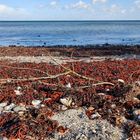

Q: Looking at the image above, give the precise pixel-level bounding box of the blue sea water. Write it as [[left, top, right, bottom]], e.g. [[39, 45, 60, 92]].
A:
[[0, 21, 140, 46]]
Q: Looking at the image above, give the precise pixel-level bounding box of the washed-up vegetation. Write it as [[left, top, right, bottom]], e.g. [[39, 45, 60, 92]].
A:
[[0, 47, 140, 140]]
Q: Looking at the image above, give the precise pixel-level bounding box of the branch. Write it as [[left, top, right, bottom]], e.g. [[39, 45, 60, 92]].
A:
[[48, 54, 114, 86], [0, 71, 71, 84]]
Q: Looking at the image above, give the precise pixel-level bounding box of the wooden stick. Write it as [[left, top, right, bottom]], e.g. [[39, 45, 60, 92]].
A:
[[0, 71, 71, 84], [48, 54, 115, 86]]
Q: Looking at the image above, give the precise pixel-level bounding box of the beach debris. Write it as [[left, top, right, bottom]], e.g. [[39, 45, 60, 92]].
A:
[[90, 112, 101, 120], [13, 106, 26, 112], [61, 105, 68, 111], [76, 134, 88, 140], [133, 109, 140, 120], [0, 57, 140, 139], [60, 97, 73, 107], [57, 126, 68, 134], [118, 79, 125, 84], [111, 104, 116, 109], [4, 103, 16, 112], [14, 90, 22, 95], [14, 86, 23, 95], [66, 83, 71, 89], [32, 100, 42, 108], [0, 102, 8, 108]]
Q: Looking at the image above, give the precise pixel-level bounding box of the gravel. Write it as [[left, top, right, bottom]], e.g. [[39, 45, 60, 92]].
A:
[[51, 108, 125, 140]]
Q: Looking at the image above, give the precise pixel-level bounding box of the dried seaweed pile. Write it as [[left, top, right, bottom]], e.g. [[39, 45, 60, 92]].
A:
[[0, 59, 140, 139]]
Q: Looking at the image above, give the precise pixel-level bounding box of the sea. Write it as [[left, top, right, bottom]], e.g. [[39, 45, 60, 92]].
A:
[[0, 21, 140, 46]]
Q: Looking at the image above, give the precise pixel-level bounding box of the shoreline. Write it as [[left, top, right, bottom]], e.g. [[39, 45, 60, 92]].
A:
[[0, 44, 140, 57]]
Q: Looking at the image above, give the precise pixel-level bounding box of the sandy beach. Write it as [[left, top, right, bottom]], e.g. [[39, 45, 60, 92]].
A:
[[0, 46, 139, 140]]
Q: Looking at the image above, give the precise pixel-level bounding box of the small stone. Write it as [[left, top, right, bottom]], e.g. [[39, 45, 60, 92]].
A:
[[133, 109, 140, 116], [88, 106, 94, 111], [18, 111, 24, 116], [106, 88, 110, 91], [14, 90, 23, 95], [60, 97, 72, 107], [133, 97, 140, 104], [13, 106, 26, 112], [111, 104, 116, 109], [90, 112, 101, 119], [133, 109, 140, 120], [41, 104, 45, 107], [17, 86, 22, 90], [66, 83, 71, 88], [4, 103, 16, 111], [61, 105, 68, 111], [76, 134, 88, 140], [32, 100, 42, 108], [0, 102, 8, 108], [118, 79, 125, 84]]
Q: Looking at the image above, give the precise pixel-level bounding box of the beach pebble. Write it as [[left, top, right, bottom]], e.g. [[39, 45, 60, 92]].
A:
[[60, 97, 72, 107], [66, 83, 71, 88], [32, 100, 42, 108], [111, 104, 116, 109], [76, 134, 88, 140], [0, 102, 8, 108], [88, 106, 95, 111], [90, 112, 101, 119], [17, 86, 22, 90], [133, 109, 140, 120], [4, 103, 16, 111], [41, 104, 45, 107], [14, 90, 23, 95], [13, 106, 26, 112], [61, 105, 68, 111], [118, 79, 125, 84]]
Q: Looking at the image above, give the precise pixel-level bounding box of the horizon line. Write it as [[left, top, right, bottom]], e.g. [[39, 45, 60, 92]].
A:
[[0, 19, 140, 22]]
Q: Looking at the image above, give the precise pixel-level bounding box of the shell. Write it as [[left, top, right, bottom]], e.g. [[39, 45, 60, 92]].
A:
[[60, 97, 72, 107], [14, 90, 23, 95], [0, 102, 8, 108], [13, 106, 26, 112], [118, 79, 125, 84], [4, 103, 16, 111], [32, 100, 42, 107]]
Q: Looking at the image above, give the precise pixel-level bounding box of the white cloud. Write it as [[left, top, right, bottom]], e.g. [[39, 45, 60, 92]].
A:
[[71, 1, 90, 9], [92, 0, 107, 4], [50, 1, 57, 7], [38, 1, 58, 9], [105, 4, 126, 14], [134, 0, 140, 8], [0, 4, 29, 19]]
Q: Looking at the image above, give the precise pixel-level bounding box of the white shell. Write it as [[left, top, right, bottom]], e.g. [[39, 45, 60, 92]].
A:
[[66, 83, 71, 88], [0, 102, 8, 108], [60, 97, 72, 107], [17, 86, 22, 90], [90, 112, 101, 119], [32, 100, 42, 107], [133, 109, 140, 116], [4, 103, 16, 111], [13, 106, 26, 112], [14, 90, 23, 95], [61, 105, 68, 111], [118, 79, 125, 84]]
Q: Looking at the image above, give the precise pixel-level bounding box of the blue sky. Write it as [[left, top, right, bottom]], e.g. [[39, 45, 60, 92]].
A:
[[0, 0, 140, 20]]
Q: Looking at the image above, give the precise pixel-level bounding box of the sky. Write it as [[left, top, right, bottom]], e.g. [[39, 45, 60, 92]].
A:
[[0, 0, 140, 20]]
